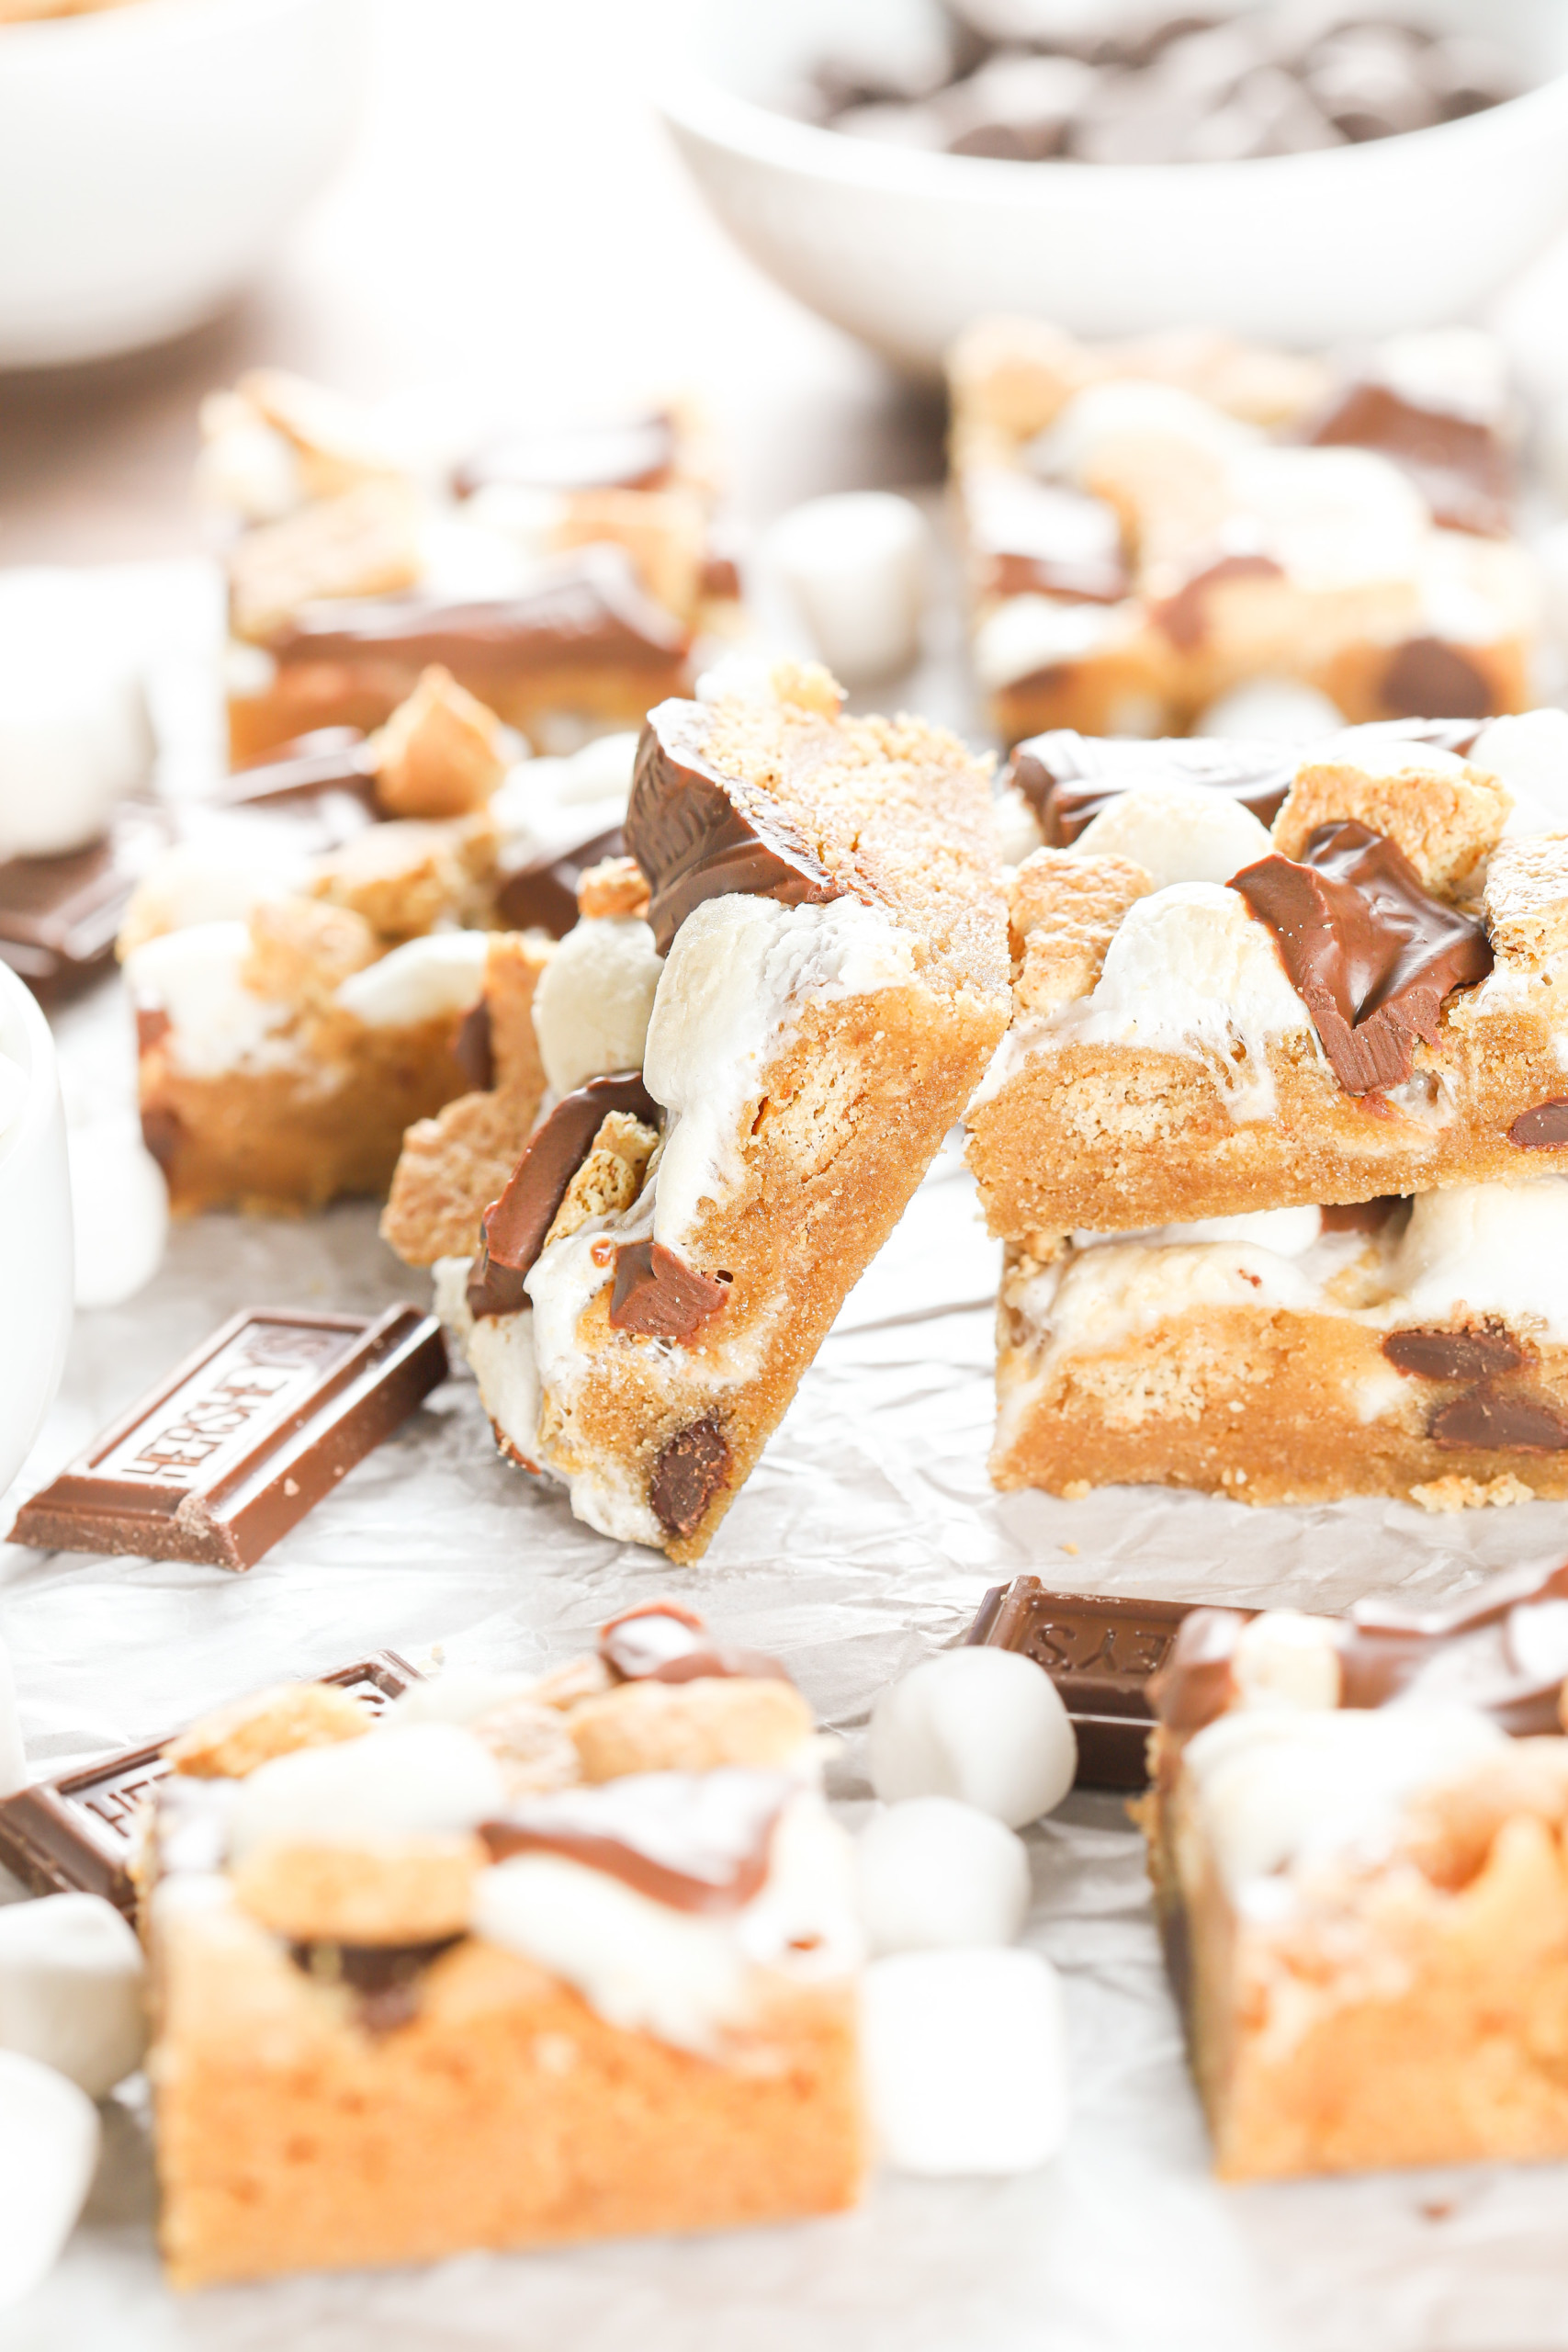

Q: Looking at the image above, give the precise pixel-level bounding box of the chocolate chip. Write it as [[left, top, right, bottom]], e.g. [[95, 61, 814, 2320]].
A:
[[1383, 1324, 1525, 1383], [289, 1935, 463, 2035], [453, 998, 493, 1093], [1509, 1102, 1568, 1150], [1429, 1386, 1568, 1453], [649, 1417, 731, 1539], [608, 1241, 730, 1343], [1380, 638, 1496, 721]]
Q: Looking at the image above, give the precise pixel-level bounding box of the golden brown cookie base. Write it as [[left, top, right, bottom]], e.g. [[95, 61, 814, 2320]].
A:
[[153, 1904, 865, 2288]]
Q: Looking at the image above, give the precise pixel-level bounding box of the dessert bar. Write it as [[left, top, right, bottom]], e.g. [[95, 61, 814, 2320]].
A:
[[966, 711, 1568, 1235], [433, 663, 1008, 1560], [949, 317, 1534, 743], [146, 1600, 863, 2284], [1142, 1562, 1568, 2177], [200, 370, 743, 762]]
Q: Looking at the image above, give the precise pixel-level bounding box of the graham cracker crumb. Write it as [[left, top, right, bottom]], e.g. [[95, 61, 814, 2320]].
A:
[[578, 855, 650, 921], [1060, 1479, 1092, 1501], [380, 1085, 539, 1266], [166, 1681, 372, 1780], [543, 1112, 658, 1251], [1410, 1472, 1534, 1513], [371, 666, 508, 820], [308, 812, 498, 942]]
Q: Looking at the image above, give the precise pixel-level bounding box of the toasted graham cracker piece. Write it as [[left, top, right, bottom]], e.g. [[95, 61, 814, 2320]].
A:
[[1009, 848, 1153, 1019], [242, 896, 378, 1010], [1484, 835, 1568, 967], [542, 1112, 659, 1254], [166, 1682, 372, 1781], [230, 1837, 482, 1945], [485, 932, 552, 1091], [567, 1677, 817, 1782], [371, 665, 508, 820], [307, 810, 498, 942], [1272, 755, 1512, 895], [578, 855, 650, 920], [229, 478, 423, 645]]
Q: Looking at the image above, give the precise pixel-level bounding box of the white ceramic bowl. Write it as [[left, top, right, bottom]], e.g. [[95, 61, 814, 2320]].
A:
[[658, 0, 1568, 376], [0, 968, 73, 1500], [0, 0, 367, 369]]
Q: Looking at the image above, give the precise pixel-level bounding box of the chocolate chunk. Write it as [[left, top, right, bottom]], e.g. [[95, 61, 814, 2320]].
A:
[[1231, 818, 1493, 1093], [1010, 730, 1300, 842], [452, 997, 494, 1092], [288, 1933, 464, 2034], [482, 1768, 790, 1914], [467, 1071, 659, 1319], [1429, 1386, 1568, 1453], [608, 1240, 729, 1342], [494, 823, 625, 941], [599, 1600, 793, 1686], [649, 1417, 731, 1539], [1510, 1101, 1568, 1150], [7, 1306, 446, 1571], [453, 413, 677, 501], [0, 1653, 418, 1914], [967, 469, 1129, 605], [0, 812, 161, 1003], [1152, 553, 1285, 650], [1320, 1195, 1405, 1235], [1306, 379, 1512, 538], [965, 1577, 1198, 1787], [1383, 1323, 1524, 1382], [1380, 637, 1495, 720], [626, 701, 849, 956], [700, 549, 744, 604]]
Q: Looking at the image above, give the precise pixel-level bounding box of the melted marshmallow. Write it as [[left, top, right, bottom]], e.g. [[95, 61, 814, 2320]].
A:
[[531, 915, 661, 1096], [122, 922, 292, 1079], [1392, 1179, 1568, 1341], [227, 1722, 504, 1858], [1071, 785, 1272, 888], [335, 932, 489, 1028], [972, 595, 1126, 694]]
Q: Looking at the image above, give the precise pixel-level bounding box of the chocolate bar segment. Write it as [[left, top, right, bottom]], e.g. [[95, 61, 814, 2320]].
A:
[[8, 1306, 446, 1571], [0, 1653, 419, 1914], [966, 1577, 1196, 1788], [0, 801, 169, 1002]]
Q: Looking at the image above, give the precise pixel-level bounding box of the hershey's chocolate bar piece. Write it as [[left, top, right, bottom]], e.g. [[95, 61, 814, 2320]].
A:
[[0, 1653, 419, 1914], [966, 1577, 1195, 1788], [0, 801, 170, 1002], [495, 822, 625, 939], [8, 1306, 446, 1571]]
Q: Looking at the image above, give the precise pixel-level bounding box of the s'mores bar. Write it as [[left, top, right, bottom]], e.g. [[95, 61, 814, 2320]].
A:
[[1141, 1564, 1568, 2178], [950, 318, 1535, 743], [201, 370, 744, 763], [147, 1602, 864, 2286], [966, 710, 1568, 1238], [432, 664, 1009, 1559]]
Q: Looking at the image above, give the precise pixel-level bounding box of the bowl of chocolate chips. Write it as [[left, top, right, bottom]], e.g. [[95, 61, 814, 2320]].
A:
[[657, 0, 1568, 373]]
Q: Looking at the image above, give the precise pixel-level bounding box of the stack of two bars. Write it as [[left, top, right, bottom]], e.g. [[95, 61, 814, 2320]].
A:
[[964, 706, 1568, 1512]]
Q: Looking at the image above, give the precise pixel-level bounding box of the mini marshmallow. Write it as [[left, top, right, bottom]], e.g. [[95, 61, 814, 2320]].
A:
[[122, 922, 288, 1080], [1196, 678, 1345, 741], [869, 1648, 1077, 1829], [1071, 786, 1272, 888], [227, 1722, 505, 1859], [1230, 1611, 1342, 1713], [67, 1114, 168, 1311], [531, 913, 662, 1097], [557, 732, 639, 808], [0, 2051, 99, 2308], [1371, 328, 1509, 427], [993, 782, 1045, 868], [765, 492, 929, 684], [858, 1797, 1030, 1956], [1393, 1179, 1568, 1345], [120, 841, 305, 945], [334, 931, 490, 1028], [1158, 1204, 1322, 1257], [1474, 708, 1568, 839], [0, 1895, 146, 2099], [1027, 379, 1258, 486], [863, 1949, 1068, 2176], [0, 572, 152, 860]]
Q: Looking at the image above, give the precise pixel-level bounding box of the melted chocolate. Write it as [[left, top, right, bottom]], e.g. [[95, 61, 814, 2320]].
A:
[[1383, 1323, 1524, 1382], [1010, 731, 1300, 843], [649, 1418, 731, 1538], [608, 1240, 729, 1341], [1306, 380, 1512, 539], [481, 1767, 790, 1914], [1381, 638, 1495, 721], [599, 1600, 793, 1686], [1152, 552, 1285, 650], [966, 469, 1130, 605], [288, 1934, 464, 2034], [453, 413, 677, 501], [1510, 1102, 1568, 1150], [1429, 1387, 1568, 1453], [453, 998, 494, 1092], [1231, 818, 1493, 1093], [467, 1071, 659, 1319], [495, 823, 625, 940], [1145, 1608, 1245, 1734], [626, 702, 849, 956]]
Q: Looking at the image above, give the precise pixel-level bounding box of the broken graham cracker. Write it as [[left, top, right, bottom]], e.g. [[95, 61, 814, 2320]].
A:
[[369, 664, 508, 820], [1009, 847, 1152, 1018], [306, 809, 498, 943], [8, 1306, 446, 1570], [1484, 834, 1568, 967], [577, 854, 649, 920], [1271, 749, 1512, 894]]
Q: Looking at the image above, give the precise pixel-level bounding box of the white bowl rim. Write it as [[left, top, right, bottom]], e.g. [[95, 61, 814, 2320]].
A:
[[656, 18, 1568, 200], [0, 965, 59, 1184], [0, 0, 337, 58]]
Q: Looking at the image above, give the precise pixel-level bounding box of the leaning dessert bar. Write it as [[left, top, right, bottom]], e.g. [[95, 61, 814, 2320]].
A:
[[948, 317, 1534, 744]]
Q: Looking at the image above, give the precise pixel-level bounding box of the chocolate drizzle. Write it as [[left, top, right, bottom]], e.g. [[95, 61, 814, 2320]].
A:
[[467, 1071, 659, 1319], [288, 1934, 464, 2035], [599, 1600, 793, 1687], [1152, 552, 1284, 650], [480, 1767, 790, 1914], [626, 701, 848, 956], [608, 1240, 729, 1342], [453, 413, 677, 501], [1230, 819, 1493, 1093], [649, 1418, 731, 1538], [1306, 380, 1512, 539], [1510, 1102, 1568, 1151]]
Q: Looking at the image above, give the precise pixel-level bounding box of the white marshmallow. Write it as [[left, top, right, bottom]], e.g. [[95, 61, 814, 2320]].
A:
[[765, 492, 929, 684], [0, 572, 152, 859], [558, 731, 639, 807], [67, 1114, 168, 1311], [119, 841, 303, 943], [863, 1949, 1068, 2176], [0, 1895, 145, 2099], [460, 482, 569, 563], [869, 1648, 1077, 1829], [227, 1723, 504, 1859], [1228, 445, 1430, 587], [1371, 328, 1509, 427], [1392, 1179, 1568, 1343], [972, 594, 1123, 694], [531, 914, 662, 1097], [195, 417, 302, 523], [122, 922, 289, 1080], [993, 782, 1045, 869], [1028, 379, 1258, 486], [1473, 708, 1568, 839], [1071, 786, 1272, 888], [335, 931, 490, 1029], [1156, 1204, 1322, 1257], [858, 1797, 1030, 1955], [1197, 678, 1345, 741], [0, 2051, 99, 2308], [386, 1668, 536, 1727], [1230, 1611, 1342, 1713]]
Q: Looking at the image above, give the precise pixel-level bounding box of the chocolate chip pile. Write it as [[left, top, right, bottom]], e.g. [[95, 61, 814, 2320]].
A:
[[789, 3, 1524, 165]]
